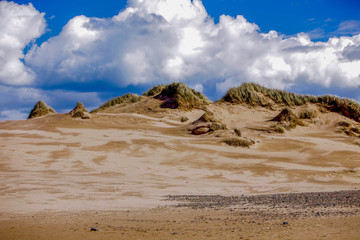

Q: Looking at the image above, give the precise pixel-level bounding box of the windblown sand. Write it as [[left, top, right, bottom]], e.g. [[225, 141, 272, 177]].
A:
[[0, 107, 359, 239]]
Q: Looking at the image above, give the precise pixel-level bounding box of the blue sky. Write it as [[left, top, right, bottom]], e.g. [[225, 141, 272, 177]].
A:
[[0, 0, 360, 120], [15, 0, 360, 42]]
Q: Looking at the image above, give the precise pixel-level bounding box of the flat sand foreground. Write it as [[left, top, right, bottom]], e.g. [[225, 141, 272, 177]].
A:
[[1, 108, 360, 239], [1, 191, 360, 240]]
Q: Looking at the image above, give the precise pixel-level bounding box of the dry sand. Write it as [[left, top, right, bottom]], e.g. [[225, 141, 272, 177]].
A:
[[0, 105, 360, 239]]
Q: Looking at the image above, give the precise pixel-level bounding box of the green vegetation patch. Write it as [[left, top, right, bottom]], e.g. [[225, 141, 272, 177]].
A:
[[299, 110, 316, 119], [28, 101, 56, 119], [272, 124, 285, 134], [221, 83, 360, 122], [145, 82, 211, 110], [272, 107, 304, 130], [234, 128, 242, 137], [221, 83, 315, 107], [197, 110, 218, 123], [69, 102, 88, 118], [91, 93, 143, 113], [143, 84, 166, 97], [223, 138, 254, 148], [180, 116, 189, 122], [336, 121, 360, 137], [337, 121, 351, 128]]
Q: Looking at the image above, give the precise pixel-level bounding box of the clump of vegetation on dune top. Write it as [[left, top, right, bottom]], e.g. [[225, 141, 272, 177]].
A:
[[69, 102, 90, 119], [28, 101, 56, 119], [91, 93, 143, 113], [143, 84, 166, 97], [221, 83, 315, 107], [144, 82, 211, 110], [221, 83, 360, 122]]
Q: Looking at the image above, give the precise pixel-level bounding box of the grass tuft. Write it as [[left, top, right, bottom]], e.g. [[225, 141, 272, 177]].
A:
[[272, 107, 304, 130], [28, 101, 56, 119], [221, 83, 360, 122], [234, 128, 242, 137], [145, 82, 211, 110], [180, 116, 189, 122], [222, 138, 254, 148], [351, 127, 360, 134], [299, 110, 316, 119], [143, 85, 166, 97], [69, 102, 89, 118], [337, 121, 351, 128], [272, 124, 285, 133], [91, 93, 143, 113]]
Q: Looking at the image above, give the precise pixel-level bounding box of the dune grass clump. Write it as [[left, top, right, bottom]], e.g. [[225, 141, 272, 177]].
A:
[[69, 102, 89, 118], [234, 128, 242, 137], [337, 121, 351, 128], [143, 84, 166, 97], [272, 107, 304, 130], [351, 127, 360, 134], [316, 96, 360, 122], [221, 83, 360, 122], [210, 123, 227, 131], [180, 116, 189, 122], [221, 83, 316, 107], [197, 110, 218, 123], [272, 124, 285, 133], [335, 121, 360, 137], [146, 82, 211, 110], [91, 93, 143, 113], [299, 110, 316, 119], [28, 101, 56, 119], [223, 138, 254, 148]]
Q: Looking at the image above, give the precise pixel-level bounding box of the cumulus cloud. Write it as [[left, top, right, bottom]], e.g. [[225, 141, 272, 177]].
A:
[[24, 0, 360, 94], [0, 1, 46, 85]]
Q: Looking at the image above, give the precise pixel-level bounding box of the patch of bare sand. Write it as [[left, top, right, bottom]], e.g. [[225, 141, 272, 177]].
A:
[[0, 208, 359, 240]]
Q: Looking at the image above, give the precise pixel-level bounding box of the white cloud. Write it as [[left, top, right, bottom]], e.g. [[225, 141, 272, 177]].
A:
[[194, 83, 203, 92], [23, 0, 360, 94], [0, 109, 28, 121], [337, 20, 360, 35], [0, 1, 46, 85]]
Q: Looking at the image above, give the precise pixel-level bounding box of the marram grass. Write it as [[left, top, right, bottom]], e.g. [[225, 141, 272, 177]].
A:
[[221, 83, 360, 122], [28, 101, 56, 119], [91, 93, 143, 113]]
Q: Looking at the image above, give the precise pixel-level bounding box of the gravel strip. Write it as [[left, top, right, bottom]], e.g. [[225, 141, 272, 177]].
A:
[[163, 190, 360, 217]]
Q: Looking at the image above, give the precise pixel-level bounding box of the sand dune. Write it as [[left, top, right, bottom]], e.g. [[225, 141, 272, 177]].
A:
[[1, 101, 360, 239]]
